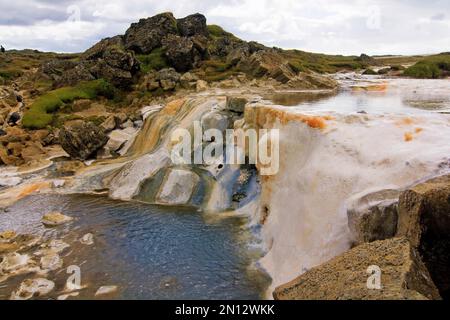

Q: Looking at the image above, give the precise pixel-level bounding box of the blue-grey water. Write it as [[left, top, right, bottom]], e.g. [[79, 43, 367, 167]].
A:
[[0, 194, 269, 300]]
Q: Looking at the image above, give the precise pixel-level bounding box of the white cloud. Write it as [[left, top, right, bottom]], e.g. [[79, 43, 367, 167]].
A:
[[0, 0, 448, 55]]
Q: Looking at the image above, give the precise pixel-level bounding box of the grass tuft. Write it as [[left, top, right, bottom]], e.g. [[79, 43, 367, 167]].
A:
[[136, 48, 168, 73], [23, 79, 115, 129]]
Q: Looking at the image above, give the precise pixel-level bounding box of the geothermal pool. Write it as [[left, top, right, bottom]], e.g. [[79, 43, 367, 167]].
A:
[[269, 78, 450, 113], [0, 194, 269, 300]]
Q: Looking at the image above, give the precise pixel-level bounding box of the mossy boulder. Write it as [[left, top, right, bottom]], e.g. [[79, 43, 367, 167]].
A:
[[59, 120, 109, 160], [124, 12, 178, 54]]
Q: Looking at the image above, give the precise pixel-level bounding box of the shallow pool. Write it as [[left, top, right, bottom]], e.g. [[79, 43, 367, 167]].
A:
[[0, 194, 269, 300]]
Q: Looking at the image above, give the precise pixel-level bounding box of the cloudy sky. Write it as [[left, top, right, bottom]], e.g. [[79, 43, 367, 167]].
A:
[[0, 0, 449, 55]]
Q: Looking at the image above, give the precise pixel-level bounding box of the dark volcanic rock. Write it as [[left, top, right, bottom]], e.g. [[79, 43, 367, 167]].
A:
[[124, 12, 178, 54], [83, 36, 140, 88], [162, 34, 202, 72], [59, 63, 95, 86], [59, 121, 108, 160], [83, 35, 124, 60], [39, 60, 78, 82], [348, 189, 400, 245], [177, 13, 208, 37], [397, 174, 450, 299], [45, 35, 140, 88], [141, 68, 181, 91], [7, 112, 21, 126]]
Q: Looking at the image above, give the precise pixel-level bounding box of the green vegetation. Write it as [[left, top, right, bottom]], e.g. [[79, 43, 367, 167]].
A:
[[363, 68, 378, 75], [282, 50, 365, 74], [22, 79, 115, 129], [198, 59, 240, 82], [390, 65, 405, 71], [136, 48, 169, 73], [207, 25, 238, 40], [404, 54, 450, 79], [0, 50, 79, 83]]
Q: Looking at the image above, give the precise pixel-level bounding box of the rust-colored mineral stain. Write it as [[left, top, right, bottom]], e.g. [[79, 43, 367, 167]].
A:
[[404, 132, 413, 142], [248, 105, 332, 130], [301, 116, 327, 129], [396, 117, 417, 126], [18, 182, 50, 198], [162, 99, 185, 116], [352, 83, 388, 92], [415, 127, 423, 134]]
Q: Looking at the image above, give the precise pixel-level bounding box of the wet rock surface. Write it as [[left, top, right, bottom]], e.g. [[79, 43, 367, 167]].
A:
[[347, 189, 400, 245], [397, 174, 450, 299], [156, 169, 200, 205], [41, 212, 73, 227]]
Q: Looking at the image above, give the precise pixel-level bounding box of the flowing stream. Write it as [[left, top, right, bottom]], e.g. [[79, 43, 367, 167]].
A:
[[1, 77, 449, 300]]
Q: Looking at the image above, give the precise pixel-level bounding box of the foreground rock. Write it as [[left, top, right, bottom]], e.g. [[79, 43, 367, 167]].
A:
[[156, 169, 199, 205], [273, 238, 440, 300], [41, 212, 73, 227], [11, 278, 55, 300], [347, 189, 400, 245], [141, 68, 181, 92], [95, 285, 118, 297], [59, 121, 108, 160], [397, 174, 450, 299]]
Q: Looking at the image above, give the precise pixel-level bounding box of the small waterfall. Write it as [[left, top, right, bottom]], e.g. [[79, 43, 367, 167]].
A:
[[251, 106, 450, 294]]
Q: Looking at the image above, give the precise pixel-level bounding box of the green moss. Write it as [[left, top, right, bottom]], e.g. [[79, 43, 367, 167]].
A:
[[136, 48, 168, 72], [208, 25, 229, 38], [363, 68, 377, 75], [390, 65, 405, 71], [85, 115, 107, 126], [404, 54, 450, 79], [404, 62, 442, 79], [377, 68, 391, 75], [23, 79, 115, 129], [0, 69, 23, 80]]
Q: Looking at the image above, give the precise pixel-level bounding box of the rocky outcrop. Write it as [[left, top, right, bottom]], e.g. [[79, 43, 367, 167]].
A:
[[0, 126, 48, 166], [59, 121, 108, 160], [100, 127, 138, 158], [357, 53, 377, 66], [287, 72, 338, 90], [41, 35, 140, 88], [397, 174, 450, 299], [124, 12, 178, 54], [109, 149, 172, 200], [225, 96, 248, 113], [273, 238, 441, 300], [82, 36, 140, 88], [156, 169, 200, 205], [162, 35, 203, 72], [177, 13, 209, 37], [238, 50, 297, 83], [141, 68, 181, 92], [347, 189, 400, 245], [38, 59, 78, 83], [179, 72, 199, 89]]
